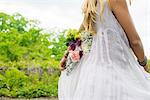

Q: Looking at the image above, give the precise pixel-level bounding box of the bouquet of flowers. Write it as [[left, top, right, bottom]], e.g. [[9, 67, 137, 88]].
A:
[[60, 29, 93, 76]]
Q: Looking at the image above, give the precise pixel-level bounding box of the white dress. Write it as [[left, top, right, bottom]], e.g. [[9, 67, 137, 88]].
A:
[[58, 0, 150, 100]]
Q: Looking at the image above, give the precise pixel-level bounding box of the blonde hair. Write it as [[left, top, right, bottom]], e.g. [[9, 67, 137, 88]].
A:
[[81, 0, 132, 35]]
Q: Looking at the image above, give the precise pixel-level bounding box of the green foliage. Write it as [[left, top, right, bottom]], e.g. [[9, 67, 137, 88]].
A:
[[0, 12, 68, 69], [66, 28, 79, 44], [0, 13, 28, 33], [0, 68, 59, 98], [49, 31, 68, 61], [0, 12, 66, 98], [148, 60, 150, 70], [148, 60, 150, 65]]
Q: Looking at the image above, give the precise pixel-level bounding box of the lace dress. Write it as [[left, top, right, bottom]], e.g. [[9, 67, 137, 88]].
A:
[[58, 0, 150, 100]]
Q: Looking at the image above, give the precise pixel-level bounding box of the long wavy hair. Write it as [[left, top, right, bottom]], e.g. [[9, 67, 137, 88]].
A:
[[81, 0, 132, 35]]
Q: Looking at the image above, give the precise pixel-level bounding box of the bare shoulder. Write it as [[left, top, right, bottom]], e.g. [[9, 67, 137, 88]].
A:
[[109, 0, 128, 10]]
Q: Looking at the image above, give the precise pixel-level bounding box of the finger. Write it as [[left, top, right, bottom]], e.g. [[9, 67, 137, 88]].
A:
[[59, 64, 65, 70], [144, 66, 149, 73], [60, 67, 65, 71]]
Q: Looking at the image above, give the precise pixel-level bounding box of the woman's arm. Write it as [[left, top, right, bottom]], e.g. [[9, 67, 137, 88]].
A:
[[109, 0, 145, 61], [109, 0, 149, 71]]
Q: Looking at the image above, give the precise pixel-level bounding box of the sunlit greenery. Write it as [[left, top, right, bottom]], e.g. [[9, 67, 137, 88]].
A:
[[0, 12, 67, 98], [0, 12, 68, 69]]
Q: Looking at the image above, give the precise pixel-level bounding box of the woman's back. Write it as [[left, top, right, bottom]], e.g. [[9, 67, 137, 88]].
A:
[[93, 0, 130, 64], [58, 0, 150, 100]]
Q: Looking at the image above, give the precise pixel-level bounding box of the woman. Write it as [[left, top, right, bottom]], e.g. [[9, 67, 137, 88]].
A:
[[58, 0, 150, 100]]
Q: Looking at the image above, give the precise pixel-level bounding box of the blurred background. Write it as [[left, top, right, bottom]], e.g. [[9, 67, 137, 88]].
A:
[[0, 0, 149, 99], [0, 0, 149, 57]]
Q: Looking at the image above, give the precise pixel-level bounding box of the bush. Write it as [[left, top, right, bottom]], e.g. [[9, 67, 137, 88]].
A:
[[0, 68, 59, 98], [0, 12, 63, 98], [0, 12, 67, 69]]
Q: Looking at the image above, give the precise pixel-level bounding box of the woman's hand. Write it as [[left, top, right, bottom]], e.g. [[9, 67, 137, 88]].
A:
[[59, 46, 73, 71], [59, 57, 67, 71], [59, 65, 66, 71], [143, 64, 150, 73]]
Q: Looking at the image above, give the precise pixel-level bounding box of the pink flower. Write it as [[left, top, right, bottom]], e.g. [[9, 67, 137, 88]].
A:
[[69, 50, 80, 62]]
